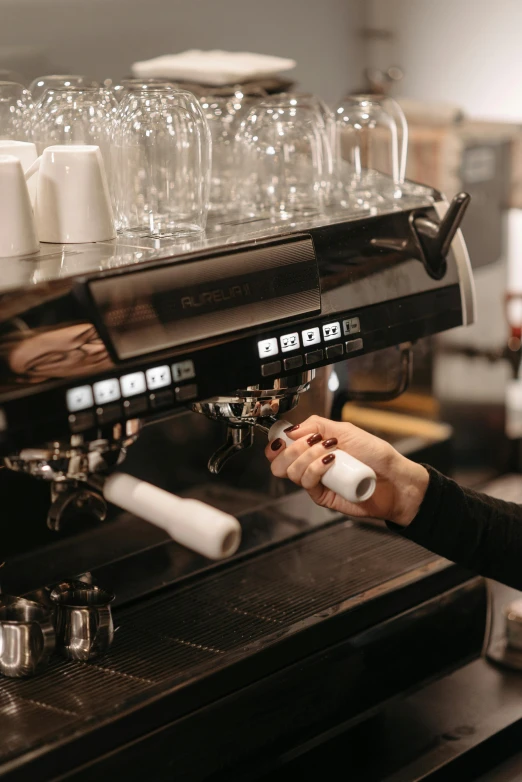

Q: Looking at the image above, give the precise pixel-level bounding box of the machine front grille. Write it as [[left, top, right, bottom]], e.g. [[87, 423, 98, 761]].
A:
[[0, 521, 439, 772]]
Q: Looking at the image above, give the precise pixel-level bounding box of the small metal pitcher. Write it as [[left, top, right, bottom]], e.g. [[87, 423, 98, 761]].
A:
[[0, 595, 55, 677], [50, 580, 115, 661]]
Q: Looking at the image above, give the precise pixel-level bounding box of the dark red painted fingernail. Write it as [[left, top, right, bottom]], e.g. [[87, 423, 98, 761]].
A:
[[284, 424, 300, 433], [271, 438, 283, 451], [322, 453, 336, 465], [307, 433, 322, 446], [322, 438, 338, 449]]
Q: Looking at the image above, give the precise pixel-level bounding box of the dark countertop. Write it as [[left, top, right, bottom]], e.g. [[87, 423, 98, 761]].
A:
[[252, 581, 522, 782]]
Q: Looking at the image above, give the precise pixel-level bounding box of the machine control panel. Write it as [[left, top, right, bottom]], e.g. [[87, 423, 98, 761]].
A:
[[256, 316, 364, 376]]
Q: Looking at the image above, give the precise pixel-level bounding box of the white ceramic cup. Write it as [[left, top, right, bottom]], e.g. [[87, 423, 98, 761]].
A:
[[26, 144, 116, 244], [0, 154, 39, 257], [0, 140, 38, 206]]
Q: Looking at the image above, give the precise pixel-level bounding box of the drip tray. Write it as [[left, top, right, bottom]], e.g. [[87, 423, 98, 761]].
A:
[[0, 521, 448, 780]]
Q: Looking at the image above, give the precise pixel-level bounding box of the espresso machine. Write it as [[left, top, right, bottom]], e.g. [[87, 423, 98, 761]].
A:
[[0, 184, 488, 781]]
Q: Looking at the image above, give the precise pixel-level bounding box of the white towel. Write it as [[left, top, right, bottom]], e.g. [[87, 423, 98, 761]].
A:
[[131, 49, 296, 86]]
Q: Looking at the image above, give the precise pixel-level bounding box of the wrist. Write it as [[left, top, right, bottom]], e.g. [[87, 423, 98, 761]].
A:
[[390, 456, 430, 527]]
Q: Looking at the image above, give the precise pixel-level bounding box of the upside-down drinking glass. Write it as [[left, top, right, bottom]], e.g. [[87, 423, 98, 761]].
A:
[[198, 86, 266, 215], [0, 81, 33, 141], [31, 86, 116, 190], [235, 103, 326, 221], [29, 74, 88, 103], [114, 89, 211, 237], [332, 94, 407, 209], [259, 92, 334, 205]]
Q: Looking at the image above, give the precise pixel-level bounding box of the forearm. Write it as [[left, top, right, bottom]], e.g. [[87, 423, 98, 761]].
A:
[[388, 466, 522, 590]]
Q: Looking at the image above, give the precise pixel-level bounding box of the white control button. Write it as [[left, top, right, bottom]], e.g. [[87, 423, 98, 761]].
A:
[[120, 371, 146, 397], [146, 365, 171, 390], [322, 322, 341, 341], [301, 327, 321, 346], [343, 317, 361, 336], [280, 332, 300, 353], [93, 378, 121, 405], [172, 360, 196, 383], [257, 338, 278, 359], [66, 385, 94, 412]]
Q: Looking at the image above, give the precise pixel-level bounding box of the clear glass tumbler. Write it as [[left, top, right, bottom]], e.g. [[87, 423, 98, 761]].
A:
[[332, 93, 407, 209], [114, 88, 211, 237], [0, 81, 33, 141], [29, 74, 88, 103], [259, 93, 334, 205], [31, 86, 116, 185], [235, 103, 326, 221], [199, 86, 265, 214]]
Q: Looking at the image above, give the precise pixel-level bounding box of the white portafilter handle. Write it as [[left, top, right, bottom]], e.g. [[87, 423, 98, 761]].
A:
[[103, 473, 241, 560], [268, 420, 376, 504]]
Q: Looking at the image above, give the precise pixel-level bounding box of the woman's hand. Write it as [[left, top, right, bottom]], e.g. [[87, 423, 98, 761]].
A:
[[264, 415, 429, 527]]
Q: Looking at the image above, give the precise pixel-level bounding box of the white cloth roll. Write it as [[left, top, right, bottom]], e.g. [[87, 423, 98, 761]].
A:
[[103, 473, 241, 560], [268, 420, 376, 504]]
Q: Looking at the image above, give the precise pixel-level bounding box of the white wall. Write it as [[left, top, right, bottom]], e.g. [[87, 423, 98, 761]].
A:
[[368, 0, 522, 122], [0, 0, 365, 104]]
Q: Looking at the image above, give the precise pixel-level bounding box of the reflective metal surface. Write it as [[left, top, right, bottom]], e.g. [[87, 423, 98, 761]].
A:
[[50, 580, 114, 661], [0, 595, 55, 677], [0, 183, 434, 295], [192, 371, 314, 472]]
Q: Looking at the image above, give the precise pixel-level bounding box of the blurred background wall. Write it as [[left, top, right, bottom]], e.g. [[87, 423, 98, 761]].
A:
[[0, 0, 365, 104]]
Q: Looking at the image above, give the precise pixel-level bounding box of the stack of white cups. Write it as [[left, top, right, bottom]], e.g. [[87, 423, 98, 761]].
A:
[[0, 139, 115, 257]]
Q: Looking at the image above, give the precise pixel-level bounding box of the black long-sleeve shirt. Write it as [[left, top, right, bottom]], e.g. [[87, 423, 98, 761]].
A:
[[387, 467, 522, 590]]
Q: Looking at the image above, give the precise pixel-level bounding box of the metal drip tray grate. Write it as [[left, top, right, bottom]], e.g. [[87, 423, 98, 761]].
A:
[[0, 521, 439, 774]]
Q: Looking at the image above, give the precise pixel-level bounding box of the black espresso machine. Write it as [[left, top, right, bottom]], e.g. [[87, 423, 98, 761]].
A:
[[0, 182, 487, 781]]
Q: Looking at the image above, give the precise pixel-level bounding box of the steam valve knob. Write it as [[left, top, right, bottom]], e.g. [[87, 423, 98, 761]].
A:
[[412, 191, 471, 280]]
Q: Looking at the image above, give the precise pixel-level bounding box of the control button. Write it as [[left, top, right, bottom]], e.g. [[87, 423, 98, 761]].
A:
[[120, 371, 146, 398], [284, 355, 304, 371], [150, 389, 174, 410], [257, 337, 278, 359], [175, 384, 198, 402], [96, 402, 122, 425], [66, 385, 94, 413], [301, 327, 321, 347], [146, 365, 171, 390], [68, 411, 96, 433], [326, 344, 344, 360], [305, 349, 324, 365], [93, 378, 120, 405], [261, 360, 282, 377], [172, 360, 196, 383], [280, 332, 300, 353], [346, 338, 364, 354], [123, 396, 148, 416], [343, 317, 361, 336], [322, 322, 341, 341]]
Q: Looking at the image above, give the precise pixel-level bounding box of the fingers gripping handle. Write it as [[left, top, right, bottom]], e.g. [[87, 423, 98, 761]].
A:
[[103, 473, 241, 560], [268, 420, 376, 504]]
